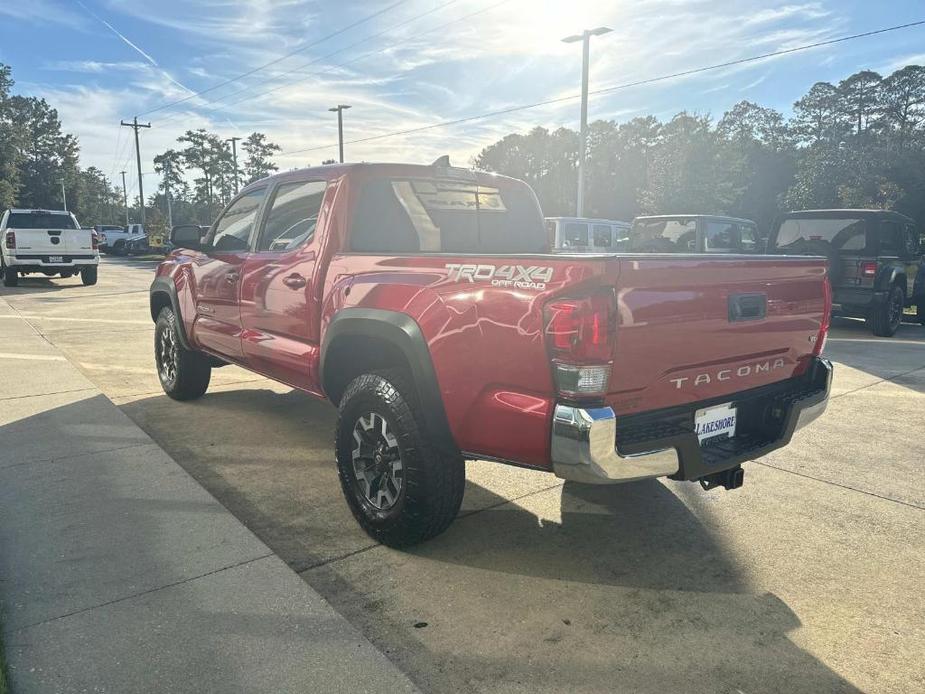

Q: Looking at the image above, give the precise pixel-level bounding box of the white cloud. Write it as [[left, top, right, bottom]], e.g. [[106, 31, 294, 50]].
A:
[[44, 60, 152, 74]]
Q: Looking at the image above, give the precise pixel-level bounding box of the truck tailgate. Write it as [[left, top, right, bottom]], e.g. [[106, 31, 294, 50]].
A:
[[10, 228, 92, 254], [608, 255, 827, 414]]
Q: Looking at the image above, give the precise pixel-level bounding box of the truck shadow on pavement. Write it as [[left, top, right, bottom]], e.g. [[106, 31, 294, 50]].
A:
[[117, 386, 860, 694]]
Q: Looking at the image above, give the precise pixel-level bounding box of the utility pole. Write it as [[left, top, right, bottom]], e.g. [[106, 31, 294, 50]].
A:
[[59, 179, 67, 211], [120, 171, 130, 226], [121, 116, 151, 226], [328, 105, 351, 163], [562, 27, 612, 217], [164, 160, 174, 230], [226, 136, 241, 194]]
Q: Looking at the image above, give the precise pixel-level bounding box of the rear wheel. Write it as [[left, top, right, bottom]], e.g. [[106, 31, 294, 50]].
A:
[[80, 266, 98, 286], [155, 306, 211, 400], [868, 284, 904, 337], [335, 371, 465, 548], [2, 265, 17, 287]]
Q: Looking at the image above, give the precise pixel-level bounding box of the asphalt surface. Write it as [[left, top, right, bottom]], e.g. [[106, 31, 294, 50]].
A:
[[2, 256, 923, 693]]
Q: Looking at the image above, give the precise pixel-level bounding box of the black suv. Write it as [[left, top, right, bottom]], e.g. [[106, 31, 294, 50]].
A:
[[768, 209, 925, 336]]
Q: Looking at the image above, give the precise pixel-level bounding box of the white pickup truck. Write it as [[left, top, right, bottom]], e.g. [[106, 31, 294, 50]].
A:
[[1, 209, 99, 287]]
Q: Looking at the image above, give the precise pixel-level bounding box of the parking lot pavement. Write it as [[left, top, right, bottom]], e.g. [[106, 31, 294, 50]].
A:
[[2, 257, 923, 693]]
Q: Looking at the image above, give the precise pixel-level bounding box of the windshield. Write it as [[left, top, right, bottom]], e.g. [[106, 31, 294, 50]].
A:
[[628, 219, 696, 252], [774, 217, 867, 254], [350, 177, 546, 254], [8, 212, 78, 229]]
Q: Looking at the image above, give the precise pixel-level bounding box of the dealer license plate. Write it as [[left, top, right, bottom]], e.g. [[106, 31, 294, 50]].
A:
[[694, 402, 737, 444], [48, 255, 64, 263]]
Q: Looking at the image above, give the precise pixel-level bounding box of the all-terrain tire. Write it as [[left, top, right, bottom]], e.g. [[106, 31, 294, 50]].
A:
[[335, 371, 465, 548], [113, 240, 127, 256], [155, 306, 211, 400], [868, 284, 905, 337], [2, 265, 17, 287], [80, 266, 98, 286]]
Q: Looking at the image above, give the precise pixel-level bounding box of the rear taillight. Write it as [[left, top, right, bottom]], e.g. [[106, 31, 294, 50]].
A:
[[544, 291, 615, 398], [91, 231, 99, 250], [860, 261, 878, 278], [813, 277, 832, 356], [4, 231, 14, 249]]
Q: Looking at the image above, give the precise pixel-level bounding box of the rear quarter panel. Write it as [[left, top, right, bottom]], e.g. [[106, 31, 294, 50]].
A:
[[321, 254, 616, 467]]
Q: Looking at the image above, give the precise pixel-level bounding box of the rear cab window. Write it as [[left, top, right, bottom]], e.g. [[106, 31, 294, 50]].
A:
[[349, 175, 546, 254], [773, 217, 869, 255], [628, 218, 697, 252], [7, 212, 78, 229]]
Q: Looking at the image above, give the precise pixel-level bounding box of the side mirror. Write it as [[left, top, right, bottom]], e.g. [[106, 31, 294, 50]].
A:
[[170, 224, 204, 251]]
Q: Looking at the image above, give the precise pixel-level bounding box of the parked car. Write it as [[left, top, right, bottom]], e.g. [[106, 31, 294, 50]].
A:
[[150, 161, 832, 547], [768, 209, 925, 336], [546, 217, 631, 252], [626, 215, 762, 253], [1, 208, 99, 286]]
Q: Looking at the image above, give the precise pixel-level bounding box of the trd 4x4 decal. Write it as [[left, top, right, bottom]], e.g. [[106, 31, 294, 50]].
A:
[[445, 263, 553, 290]]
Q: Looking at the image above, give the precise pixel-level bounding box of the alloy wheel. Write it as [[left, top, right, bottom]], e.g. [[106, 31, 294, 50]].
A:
[[157, 323, 178, 385], [351, 412, 404, 510]]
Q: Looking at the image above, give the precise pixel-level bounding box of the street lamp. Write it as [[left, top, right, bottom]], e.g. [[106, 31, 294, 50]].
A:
[[562, 26, 612, 217], [59, 179, 67, 211], [329, 104, 351, 163]]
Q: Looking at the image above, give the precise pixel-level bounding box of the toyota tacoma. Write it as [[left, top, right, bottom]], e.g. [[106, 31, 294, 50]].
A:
[[150, 161, 833, 547]]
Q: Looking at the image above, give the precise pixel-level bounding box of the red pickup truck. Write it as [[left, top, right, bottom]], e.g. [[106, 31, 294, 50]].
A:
[[150, 161, 833, 547]]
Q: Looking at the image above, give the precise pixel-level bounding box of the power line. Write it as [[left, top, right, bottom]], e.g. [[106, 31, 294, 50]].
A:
[[138, 0, 414, 117], [155, 0, 494, 127], [205, 0, 513, 118], [284, 19, 925, 156]]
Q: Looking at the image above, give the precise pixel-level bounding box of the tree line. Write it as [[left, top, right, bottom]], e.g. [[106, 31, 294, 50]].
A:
[[3, 60, 924, 234], [0, 63, 282, 231], [474, 65, 925, 232]]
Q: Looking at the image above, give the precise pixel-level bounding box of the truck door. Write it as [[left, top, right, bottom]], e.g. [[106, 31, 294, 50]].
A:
[[190, 187, 266, 360], [239, 179, 330, 391]]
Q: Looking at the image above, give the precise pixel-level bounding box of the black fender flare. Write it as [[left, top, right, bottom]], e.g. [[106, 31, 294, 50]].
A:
[[321, 308, 458, 456], [149, 277, 192, 350]]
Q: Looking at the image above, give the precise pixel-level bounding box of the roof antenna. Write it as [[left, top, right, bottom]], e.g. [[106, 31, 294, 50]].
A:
[[431, 155, 450, 167]]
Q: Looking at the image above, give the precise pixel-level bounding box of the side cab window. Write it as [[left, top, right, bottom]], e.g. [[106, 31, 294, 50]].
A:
[[203, 188, 266, 252], [255, 180, 327, 253], [878, 220, 902, 256]]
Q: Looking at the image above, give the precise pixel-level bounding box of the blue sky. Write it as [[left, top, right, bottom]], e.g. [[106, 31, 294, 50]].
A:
[[0, 1, 923, 200]]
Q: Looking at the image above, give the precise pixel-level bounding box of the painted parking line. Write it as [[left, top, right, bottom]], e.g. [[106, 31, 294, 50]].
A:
[[0, 314, 150, 325], [0, 352, 67, 361]]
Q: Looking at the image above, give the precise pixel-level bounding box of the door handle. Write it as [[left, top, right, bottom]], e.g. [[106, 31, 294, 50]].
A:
[[283, 273, 307, 289], [225, 272, 239, 284]]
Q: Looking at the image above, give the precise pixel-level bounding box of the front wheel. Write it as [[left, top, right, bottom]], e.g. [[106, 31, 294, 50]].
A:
[[155, 306, 211, 400], [80, 266, 98, 286], [868, 285, 904, 337], [335, 372, 465, 548]]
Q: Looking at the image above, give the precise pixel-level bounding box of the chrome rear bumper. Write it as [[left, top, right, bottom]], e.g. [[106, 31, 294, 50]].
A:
[[550, 358, 832, 485], [551, 406, 679, 484]]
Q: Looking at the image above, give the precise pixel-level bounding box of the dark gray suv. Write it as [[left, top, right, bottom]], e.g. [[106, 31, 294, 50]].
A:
[[769, 209, 925, 336]]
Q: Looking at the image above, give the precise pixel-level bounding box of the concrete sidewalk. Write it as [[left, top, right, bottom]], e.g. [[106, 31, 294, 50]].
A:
[[0, 296, 417, 693]]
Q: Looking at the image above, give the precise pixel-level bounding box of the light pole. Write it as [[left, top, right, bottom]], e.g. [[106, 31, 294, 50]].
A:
[[562, 26, 612, 217], [120, 170, 129, 226], [59, 179, 67, 211], [328, 105, 351, 163], [226, 136, 241, 193]]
